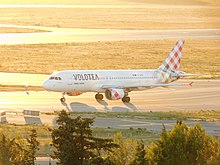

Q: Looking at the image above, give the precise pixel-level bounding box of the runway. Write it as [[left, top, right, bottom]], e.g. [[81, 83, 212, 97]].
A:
[[0, 24, 219, 45], [0, 79, 219, 113]]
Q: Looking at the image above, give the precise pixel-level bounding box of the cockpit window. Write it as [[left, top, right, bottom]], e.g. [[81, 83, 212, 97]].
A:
[[49, 77, 62, 80]]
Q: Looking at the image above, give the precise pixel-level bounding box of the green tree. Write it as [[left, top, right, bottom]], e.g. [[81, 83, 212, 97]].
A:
[[147, 122, 219, 165], [24, 129, 40, 165], [0, 134, 11, 165], [51, 110, 117, 165], [209, 136, 220, 165], [0, 133, 27, 165], [131, 139, 147, 165], [187, 123, 218, 164], [90, 137, 118, 165], [108, 132, 137, 165]]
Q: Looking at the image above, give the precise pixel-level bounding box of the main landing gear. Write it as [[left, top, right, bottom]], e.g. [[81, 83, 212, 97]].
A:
[[95, 93, 104, 100], [60, 92, 66, 102], [122, 96, 130, 103], [122, 91, 130, 102], [95, 93, 130, 102]]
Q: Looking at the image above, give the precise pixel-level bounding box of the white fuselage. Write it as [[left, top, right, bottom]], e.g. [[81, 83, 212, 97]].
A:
[[43, 69, 165, 93]]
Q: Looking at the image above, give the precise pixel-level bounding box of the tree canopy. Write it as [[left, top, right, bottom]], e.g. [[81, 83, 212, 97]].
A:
[[108, 132, 137, 165], [147, 121, 219, 165], [131, 139, 147, 165], [50, 110, 117, 165], [0, 129, 39, 165]]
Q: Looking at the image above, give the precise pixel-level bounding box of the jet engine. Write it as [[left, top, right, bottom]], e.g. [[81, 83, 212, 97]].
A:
[[67, 92, 83, 96], [105, 88, 125, 100]]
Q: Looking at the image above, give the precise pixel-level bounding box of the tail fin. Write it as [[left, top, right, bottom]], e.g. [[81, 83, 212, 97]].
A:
[[159, 40, 184, 72]]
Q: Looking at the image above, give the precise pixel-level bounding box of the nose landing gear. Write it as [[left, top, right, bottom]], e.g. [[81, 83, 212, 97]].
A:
[[60, 92, 66, 102], [60, 97, 66, 102]]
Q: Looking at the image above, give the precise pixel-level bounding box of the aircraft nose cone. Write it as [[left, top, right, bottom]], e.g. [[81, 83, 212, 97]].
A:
[[42, 80, 50, 90]]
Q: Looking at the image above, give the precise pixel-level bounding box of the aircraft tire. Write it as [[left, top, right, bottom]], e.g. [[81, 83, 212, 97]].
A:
[[60, 97, 66, 102], [122, 96, 130, 102], [95, 94, 103, 100]]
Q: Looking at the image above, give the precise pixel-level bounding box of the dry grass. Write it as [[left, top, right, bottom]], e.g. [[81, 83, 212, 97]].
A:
[[0, 40, 219, 78], [0, 5, 219, 30], [0, 0, 220, 5], [123, 0, 220, 6], [0, 0, 122, 5]]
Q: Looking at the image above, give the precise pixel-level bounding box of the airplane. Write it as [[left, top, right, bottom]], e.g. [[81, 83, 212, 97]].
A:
[[43, 40, 198, 103]]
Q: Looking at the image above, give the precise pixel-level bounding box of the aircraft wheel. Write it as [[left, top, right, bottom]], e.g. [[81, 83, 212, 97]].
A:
[[95, 94, 99, 99], [122, 96, 130, 103], [60, 97, 66, 102], [95, 94, 103, 100]]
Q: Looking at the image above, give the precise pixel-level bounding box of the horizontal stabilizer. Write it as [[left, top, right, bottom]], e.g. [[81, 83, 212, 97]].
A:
[[172, 73, 201, 77]]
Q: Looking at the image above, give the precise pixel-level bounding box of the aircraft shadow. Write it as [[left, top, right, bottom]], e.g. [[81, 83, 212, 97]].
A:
[[24, 116, 42, 124], [60, 100, 138, 113], [61, 101, 72, 112], [112, 106, 130, 112], [69, 102, 98, 112], [96, 100, 110, 112], [123, 102, 138, 112]]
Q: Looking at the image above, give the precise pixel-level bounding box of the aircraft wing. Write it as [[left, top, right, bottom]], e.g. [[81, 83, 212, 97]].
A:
[[101, 83, 184, 90]]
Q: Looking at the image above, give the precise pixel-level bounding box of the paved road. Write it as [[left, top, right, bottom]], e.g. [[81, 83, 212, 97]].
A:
[[0, 79, 219, 112], [1, 113, 220, 136], [0, 24, 219, 45]]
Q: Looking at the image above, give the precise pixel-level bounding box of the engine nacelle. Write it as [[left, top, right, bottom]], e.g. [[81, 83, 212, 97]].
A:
[[105, 88, 125, 100], [67, 92, 83, 96]]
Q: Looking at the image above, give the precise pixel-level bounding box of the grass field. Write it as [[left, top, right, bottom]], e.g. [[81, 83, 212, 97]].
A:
[[0, 5, 219, 30], [0, 0, 219, 30], [0, 40, 219, 78], [0, 123, 159, 156], [0, 0, 220, 5]]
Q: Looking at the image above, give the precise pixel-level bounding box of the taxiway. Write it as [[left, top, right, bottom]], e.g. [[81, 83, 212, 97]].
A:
[[0, 24, 219, 45], [0, 79, 219, 113]]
